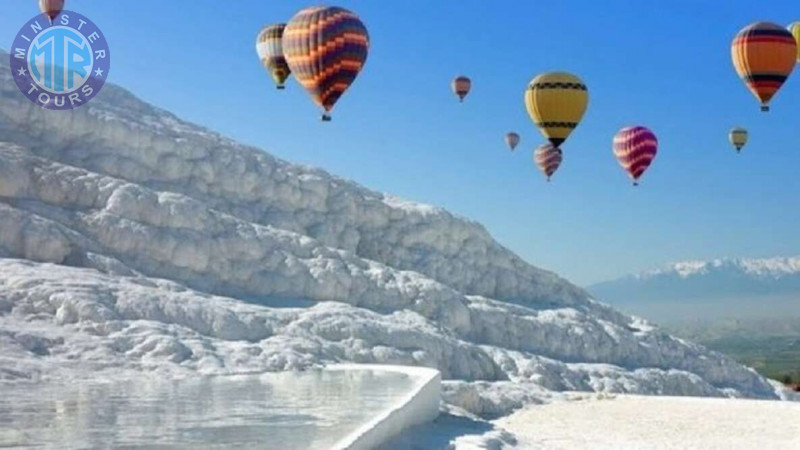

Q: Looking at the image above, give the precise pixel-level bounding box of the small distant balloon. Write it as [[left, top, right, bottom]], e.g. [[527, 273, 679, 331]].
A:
[[283, 6, 369, 121], [790, 22, 800, 63], [731, 22, 797, 112], [729, 127, 748, 153], [613, 126, 657, 186], [452, 76, 471, 102], [525, 72, 588, 148], [39, 0, 64, 22], [256, 24, 291, 90], [533, 143, 562, 182], [505, 132, 520, 151]]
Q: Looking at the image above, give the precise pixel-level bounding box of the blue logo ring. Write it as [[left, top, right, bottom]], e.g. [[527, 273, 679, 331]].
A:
[[10, 10, 110, 110]]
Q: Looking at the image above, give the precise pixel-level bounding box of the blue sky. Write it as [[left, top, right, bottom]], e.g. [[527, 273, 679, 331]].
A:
[[2, 1, 799, 285]]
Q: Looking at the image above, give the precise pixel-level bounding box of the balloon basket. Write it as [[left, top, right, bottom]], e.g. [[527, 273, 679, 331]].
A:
[[277, 85, 286, 90], [761, 105, 769, 112], [321, 114, 332, 122]]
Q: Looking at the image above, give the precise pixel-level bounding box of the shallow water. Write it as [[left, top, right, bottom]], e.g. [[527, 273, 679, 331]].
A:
[[0, 369, 415, 449]]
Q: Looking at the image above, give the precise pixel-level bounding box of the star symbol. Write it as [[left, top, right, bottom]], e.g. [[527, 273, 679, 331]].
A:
[[94, 68, 104, 77], [16, 67, 27, 77]]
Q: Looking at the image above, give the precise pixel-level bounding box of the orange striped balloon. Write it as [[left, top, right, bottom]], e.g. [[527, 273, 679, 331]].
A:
[[613, 126, 657, 186], [282, 6, 369, 121], [731, 22, 797, 111], [452, 76, 471, 102], [533, 143, 562, 182], [39, 0, 64, 22]]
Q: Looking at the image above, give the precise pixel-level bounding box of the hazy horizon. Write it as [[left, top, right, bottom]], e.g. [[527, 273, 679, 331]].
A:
[[603, 294, 800, 323]]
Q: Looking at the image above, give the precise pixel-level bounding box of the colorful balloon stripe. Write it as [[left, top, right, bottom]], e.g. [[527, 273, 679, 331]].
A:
[[535, 121, 579, 129], [530, 82, 587, 91]]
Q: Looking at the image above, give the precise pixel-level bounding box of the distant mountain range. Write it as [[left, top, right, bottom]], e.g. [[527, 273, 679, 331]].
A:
[[588, 256, 800, 320]]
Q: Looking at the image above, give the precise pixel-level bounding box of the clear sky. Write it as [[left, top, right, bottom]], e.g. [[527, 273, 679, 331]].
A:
[[2, 1, 799, 285]]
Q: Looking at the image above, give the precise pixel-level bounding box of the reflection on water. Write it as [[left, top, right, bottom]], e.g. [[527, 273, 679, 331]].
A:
[[0, 369, 414, 449]]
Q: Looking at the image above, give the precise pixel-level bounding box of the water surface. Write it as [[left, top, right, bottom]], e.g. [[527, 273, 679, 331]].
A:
[[0, 369, 415, 449]]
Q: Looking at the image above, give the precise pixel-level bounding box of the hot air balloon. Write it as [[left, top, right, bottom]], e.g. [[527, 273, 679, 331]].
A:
[[525, 72, 588, 148], [39, 0, 64, 23], [282, 6, 369, 121], [256, 24, 291, 90], [505, 132, 520, 151], [790, 22, 800, 63], [729, 127, 748, 152], [533, 143, 563, 182], [613, 126, 657, 186], [452, 76, 471, 102], [731, 22, 797, 112]]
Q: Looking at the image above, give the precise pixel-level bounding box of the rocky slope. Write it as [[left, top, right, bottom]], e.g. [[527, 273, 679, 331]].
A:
[[0, 49, 782, 419]]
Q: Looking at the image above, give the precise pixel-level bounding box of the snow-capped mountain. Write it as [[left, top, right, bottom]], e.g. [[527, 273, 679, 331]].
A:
[[0, 48, 785, 421], [589, 256, 800, 306], [641, 257, 800, 281]]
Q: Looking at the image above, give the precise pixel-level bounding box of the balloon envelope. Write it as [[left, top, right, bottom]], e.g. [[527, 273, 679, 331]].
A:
[[613, 126, 657, 185], [524, 72, 588, 148], [729, 127, 748, 152], [452, 76, 471, 102], [533, 143, 563, 181], [731, 22, 797, 111], [283, 6, 369, 120], [256, 24, 291, 89], [39, 0, 64, 21], [790, 22, 800, 63], [505, 132, 520, 151]]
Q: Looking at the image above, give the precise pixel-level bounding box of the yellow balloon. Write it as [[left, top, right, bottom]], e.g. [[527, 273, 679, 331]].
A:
[[524, 72, 588, 148], [729, 127, 748, 153], [790, 22, 800, 63]]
